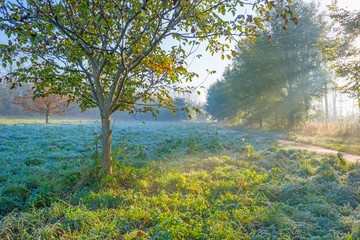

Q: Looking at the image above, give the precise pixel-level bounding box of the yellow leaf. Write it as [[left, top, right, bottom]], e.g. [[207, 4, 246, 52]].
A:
[[231, 50, 237, 57], [221, 55, 224, 60]]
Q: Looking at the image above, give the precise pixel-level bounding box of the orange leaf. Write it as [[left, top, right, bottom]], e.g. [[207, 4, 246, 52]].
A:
[[231, 50, 237, 57], [268, 35, 271, 42], [293, 18, 298, 25]]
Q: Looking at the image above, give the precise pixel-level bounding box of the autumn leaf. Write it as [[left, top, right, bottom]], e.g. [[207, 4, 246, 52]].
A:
[[231, 50, 237, 57], [268, 35, 271, 42], [137, 231, 144, 237], [293, 18, 298, 24]]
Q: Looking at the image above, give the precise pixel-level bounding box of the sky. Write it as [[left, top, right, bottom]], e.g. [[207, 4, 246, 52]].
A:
[[187, 0, 360, 103]]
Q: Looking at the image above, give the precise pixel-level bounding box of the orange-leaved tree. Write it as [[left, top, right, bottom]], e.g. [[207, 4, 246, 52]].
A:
[[14, 90, 72, 123]]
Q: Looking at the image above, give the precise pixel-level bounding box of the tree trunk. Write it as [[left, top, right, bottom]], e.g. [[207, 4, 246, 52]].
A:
[[45, 112, 49, 124], [325, 94, 329, 121], [259, 117, 263, 129], [101, 115, 113, 175], [288, 111, 295, 130], [333, 90, 337, 120]]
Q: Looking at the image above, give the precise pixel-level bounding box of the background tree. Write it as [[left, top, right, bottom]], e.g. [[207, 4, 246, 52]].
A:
[[321, 1, 360, 101], [228, 38, 281, 128], [0, 0, 292, 175], [14, 89, 72, 123], [206, 0, 328, 129], [205, 67, 236, 121]]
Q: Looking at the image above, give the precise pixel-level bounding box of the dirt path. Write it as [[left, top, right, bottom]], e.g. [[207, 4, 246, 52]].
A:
[[277, 139, 360, 164], [225, 127, 360, 164]]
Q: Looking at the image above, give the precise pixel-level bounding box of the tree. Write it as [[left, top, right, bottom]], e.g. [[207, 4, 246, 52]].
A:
[[321, 1, 360, 101], [0, 0, 293, 175], [206, 0, 328, 129], [14, 89, 71, 123], [205, 67, 237, 122]]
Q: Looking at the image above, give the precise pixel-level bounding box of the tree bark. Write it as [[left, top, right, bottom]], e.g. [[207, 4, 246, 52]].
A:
[[259, 117, 263, 129], [101, 114, 113, 175], [333, 90, 337, 120], [325, 94, 329, 121], [45, 112, 49, 124], [288, 111, 295, 130]]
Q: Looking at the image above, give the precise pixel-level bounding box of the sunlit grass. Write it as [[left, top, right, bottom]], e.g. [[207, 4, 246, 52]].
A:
[[294, 121, 360, 139]]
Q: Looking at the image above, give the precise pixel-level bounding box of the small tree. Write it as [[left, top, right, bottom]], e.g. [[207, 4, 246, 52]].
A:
[[14, 90, 71, 123]]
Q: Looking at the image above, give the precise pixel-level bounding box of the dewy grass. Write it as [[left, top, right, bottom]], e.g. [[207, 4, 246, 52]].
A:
[[0, 122, 359, 239]]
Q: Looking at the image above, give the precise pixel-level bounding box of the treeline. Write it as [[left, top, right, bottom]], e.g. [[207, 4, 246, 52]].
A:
[[0, 82, 202, 122], [206, 1, 330, 130]]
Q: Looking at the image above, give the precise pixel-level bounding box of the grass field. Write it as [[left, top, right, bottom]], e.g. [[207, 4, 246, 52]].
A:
[[0, 121, 360, 239]]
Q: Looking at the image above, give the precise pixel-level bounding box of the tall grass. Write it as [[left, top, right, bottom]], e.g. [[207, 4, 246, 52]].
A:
[[294, 121, 360, 138]]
